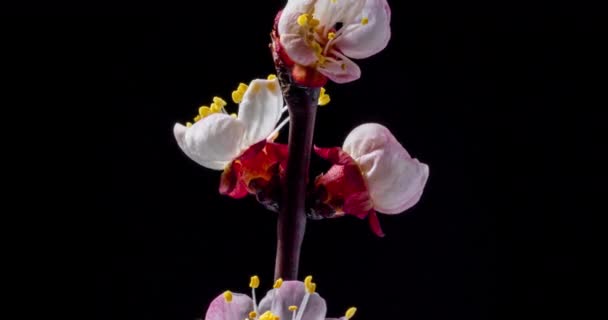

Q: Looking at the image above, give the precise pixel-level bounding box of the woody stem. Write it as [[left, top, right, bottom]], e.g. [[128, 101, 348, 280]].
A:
[[272, 40, 320, 281]]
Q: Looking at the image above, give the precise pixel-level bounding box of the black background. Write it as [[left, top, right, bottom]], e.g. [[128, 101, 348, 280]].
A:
[[4, 1, 603, 320]]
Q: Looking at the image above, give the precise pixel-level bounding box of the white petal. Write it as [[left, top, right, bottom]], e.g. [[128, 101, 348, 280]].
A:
[[343, 123, 429, 214], [173, 114, 245, 170], [237, 78, 284, 147], [278, 0, 319, 66], [314, 0, 367, 35], [204, 292, 253, 320], [258, 281, 327, 320], [334, 0, 391, 59], [317, 52, 361, 83], [280, 33, 319, 66]]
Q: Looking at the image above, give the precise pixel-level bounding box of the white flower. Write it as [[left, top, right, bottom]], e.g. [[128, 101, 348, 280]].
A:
[[278, 0, 391, 84], [173, 78, 286, 170]]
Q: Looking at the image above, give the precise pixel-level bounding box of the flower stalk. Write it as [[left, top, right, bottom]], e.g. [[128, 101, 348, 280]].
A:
[[272, 38, 320, 280]]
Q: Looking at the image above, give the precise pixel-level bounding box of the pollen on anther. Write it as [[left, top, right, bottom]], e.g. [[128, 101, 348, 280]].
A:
[[249, 311, 257, 319], [223, 291, 233, 302], [361, 17, 369, 25], [297, 14, 309, 26], [341, 63, 347, 71], [250, 275, 260, 288], [273, 278, 284, 289], [267, 74, 277, 80], [288, 306, 298, 312], [327, 32, 336, 40], [345, 307, 357, 319], [186, 122, 193, 127]]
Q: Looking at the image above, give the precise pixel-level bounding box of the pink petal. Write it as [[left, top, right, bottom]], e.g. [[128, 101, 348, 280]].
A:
[[278, 0, 319, 66], [258, 281, 327, 320], [204, 292, 253, 320], [342, 123, 429, 214], [333, 0, 391, 59], [317, 52, 361, 84]]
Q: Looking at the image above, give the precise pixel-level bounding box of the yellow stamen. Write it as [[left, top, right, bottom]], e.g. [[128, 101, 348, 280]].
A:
[[199, 106, 211, 117], [288, 306, 298, 312], [186, 122, 193, 127], [249, 275, 260, 289], [320, 87, 326, 96], [238, 83, 248, 92], [267, 74, 277, 80], [223, 291, 233, 303], [273, 278, 284, 289], [259, 311, 278, 320], [345, 307, 357, 319], [310, 18, 320, 27], [304, 275, 316, 293], [318, 94, 331, 106], [249, 311, 257, 319], [327, 32, 336, 40], [213, 96, 227, 107], [361, 17, 369, 25], [194, 115, 202, 122], [232, 90, 244, 104], [210, 103, 222, 113], [297, 14, 309, 26], [230, 113, 237, 118]]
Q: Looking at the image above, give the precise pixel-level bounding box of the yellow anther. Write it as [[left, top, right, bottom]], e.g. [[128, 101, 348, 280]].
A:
[[210, 103, 222, 113], [297, 14, 309, 26], [238, 83, 248, 92], [249, 311, 257, 319], [288, 306, 298, 312], [331, 0, 337, 3], [320, 87, 326, 96], [345, 307, 357, 319], [259, 311, 277, 320], [249, 275, 260, 289], [186, 122, 193, 127], [341, 63, 347, 71], [273, 278, 284, 289], [318, 94, 331, 106], [267, 74, 277, 80], [230, 113, 237, 118], [232, 90, 244, 104], [223, 291, 233, 302], [213, 96, 227, 108], [361, 17, 369, 25], [194, 115, 202, 122], [308, 282, 316, 293], [273, 316, 279, 320], [304, 276, 316, 293], [199, 106, 211, 117], [312, 42, 323, 54], [327, 32, 336, 40], [304, 276, 313, 287], [310, 18, 320, 27]]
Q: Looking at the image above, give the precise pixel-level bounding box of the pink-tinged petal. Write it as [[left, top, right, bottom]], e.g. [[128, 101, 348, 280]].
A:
[[173, 114, 245, 171], [334, 0, 391, 59], [238, 79, 284, 148], [342, 123, 429, 214], [317, 53, 361, 84], [278, 0, 318, 66], [280, 33, 318, 67], [204, 292, 253, 320], [313, 0, 367, 34], [258, 281, 327, 320]]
